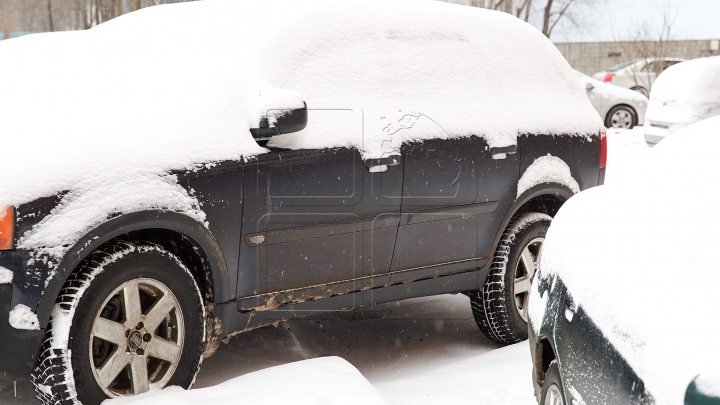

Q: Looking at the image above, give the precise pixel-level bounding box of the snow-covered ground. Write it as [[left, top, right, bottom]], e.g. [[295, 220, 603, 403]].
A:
[[108, 293, 535, 405]]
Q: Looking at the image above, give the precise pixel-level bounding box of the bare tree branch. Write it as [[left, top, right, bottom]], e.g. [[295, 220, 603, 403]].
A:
[[547, 0, 576, 37]]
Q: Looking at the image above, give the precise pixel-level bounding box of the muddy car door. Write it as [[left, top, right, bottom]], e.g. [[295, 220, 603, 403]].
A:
[[389, 136, 519, 283], [237, 146, 403, 310]]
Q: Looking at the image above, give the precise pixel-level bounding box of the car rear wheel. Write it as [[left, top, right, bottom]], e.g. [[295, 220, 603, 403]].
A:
[[541, 360, 566, 405], [470, 212, 551, 344], [32, 242, 205, 405], [605, 105, 638, 129]]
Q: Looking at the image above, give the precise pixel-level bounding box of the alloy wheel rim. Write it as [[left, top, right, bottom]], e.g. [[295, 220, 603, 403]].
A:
[[545, 384, 564, 405], [611, 109, 633, 128], [89, 277, 184, 397], [514, 237, 544, 323]]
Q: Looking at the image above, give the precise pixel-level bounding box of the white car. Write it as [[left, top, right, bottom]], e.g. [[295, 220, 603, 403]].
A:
[[644, 56, 720, 145], [593, 58, 684, 97], [574, 70, 647, 129]]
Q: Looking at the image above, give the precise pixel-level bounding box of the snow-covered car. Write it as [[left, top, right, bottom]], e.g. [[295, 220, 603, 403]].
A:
[[593, 58, 684, 97], [527, 116, 720, 405], [0, 1, 605, 404], [643, 56, 720, 146], [574, 70, 647, 129]]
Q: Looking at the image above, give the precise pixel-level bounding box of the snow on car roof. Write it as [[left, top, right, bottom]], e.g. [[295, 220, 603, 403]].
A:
[[536, 115, 720, 404], [646, 56, 720, 125], [0, 0, 601, 253]]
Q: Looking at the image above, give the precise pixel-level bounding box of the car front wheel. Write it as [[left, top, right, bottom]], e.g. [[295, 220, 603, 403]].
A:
[[32, 242, 205, 405]]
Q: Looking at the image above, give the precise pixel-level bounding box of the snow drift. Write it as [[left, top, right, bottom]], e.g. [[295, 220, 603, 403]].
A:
[[536, 115, 720, 404], [103, 356, 389, 405]]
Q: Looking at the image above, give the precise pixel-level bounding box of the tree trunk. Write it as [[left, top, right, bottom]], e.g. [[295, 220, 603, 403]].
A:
[[47, 0, 54, 31], [542, 0, 554, 37]]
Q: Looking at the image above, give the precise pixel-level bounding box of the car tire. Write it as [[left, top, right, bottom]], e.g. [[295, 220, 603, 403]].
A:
[[470, 212, 551, 344], [630, 86, 649, 98], [540, 360, 566, 405], [605, 105, 638, 129], [32, 241, 205, 405]]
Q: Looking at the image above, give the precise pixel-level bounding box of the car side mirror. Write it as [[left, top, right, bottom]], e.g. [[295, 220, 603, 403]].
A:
[[586, 82, 595, 91], [250, 103, 308, 140]]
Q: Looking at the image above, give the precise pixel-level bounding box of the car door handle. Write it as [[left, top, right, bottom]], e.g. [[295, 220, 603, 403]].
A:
[[364, 156, 400, 168], [489, 145, 517, 160]]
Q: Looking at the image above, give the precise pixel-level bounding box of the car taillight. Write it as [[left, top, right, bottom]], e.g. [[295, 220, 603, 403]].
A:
[[603, 73, 615, 82], [600, 130, 607, 169], [0, 207, 15, 250]]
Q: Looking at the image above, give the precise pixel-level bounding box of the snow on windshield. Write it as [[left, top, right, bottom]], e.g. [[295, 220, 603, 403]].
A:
[[646, 56, 720, 127], [0, 0, 601, 253], [536, 116, 720, 404]]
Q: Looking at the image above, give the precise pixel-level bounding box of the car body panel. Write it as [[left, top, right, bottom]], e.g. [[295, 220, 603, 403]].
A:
[[391, 137, 515, 275], [529, 276, 651, 405]]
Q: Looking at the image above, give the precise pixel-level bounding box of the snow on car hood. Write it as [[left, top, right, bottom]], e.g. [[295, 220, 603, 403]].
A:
[[537, 115, 720, 404], [0, 0, 601, 251], [645, 56, 720, 129]]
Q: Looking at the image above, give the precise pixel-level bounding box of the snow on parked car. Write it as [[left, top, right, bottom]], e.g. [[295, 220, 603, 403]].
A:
[[574, 70, 648, 129], [644, 56, 720, 145], [593, 58, 684, 97], [0, 0, 604, 403], [528, 116, 720, 405]]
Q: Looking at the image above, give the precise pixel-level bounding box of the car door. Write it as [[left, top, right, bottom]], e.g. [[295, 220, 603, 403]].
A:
[[236, 146, 403, 308], [389, 136, 518, 281]]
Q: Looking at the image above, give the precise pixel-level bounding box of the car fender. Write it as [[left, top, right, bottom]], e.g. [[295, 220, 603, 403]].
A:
[[488, 183, 575, 262], [35, 210, 229, 328]]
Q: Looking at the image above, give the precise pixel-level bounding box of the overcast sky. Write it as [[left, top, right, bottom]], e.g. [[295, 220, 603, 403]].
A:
[[548, 0, 720, 42]]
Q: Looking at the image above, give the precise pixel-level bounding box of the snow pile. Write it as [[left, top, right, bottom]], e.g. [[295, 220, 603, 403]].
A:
[[516, 154, 579, 198], [9, 304, 41, 330], [374, 343, 534, 405], [0, 0, 601, 253], [0, 266, 12, 284], [646, 56, 720, 130], [104, 356, 389, 405], [537, 115, 720, 404]]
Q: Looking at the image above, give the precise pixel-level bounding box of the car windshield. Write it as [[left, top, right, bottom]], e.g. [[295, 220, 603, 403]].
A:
[[607, 59, 641, 72]]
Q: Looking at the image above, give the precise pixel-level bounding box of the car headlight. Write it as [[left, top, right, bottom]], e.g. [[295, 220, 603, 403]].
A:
[[0, 207, 15, 250]]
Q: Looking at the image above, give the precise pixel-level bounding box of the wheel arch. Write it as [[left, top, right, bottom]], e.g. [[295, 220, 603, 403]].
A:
[[490, 183, 574, 257], [534, 336, 558, 391], [36, 210, 229, 329]]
